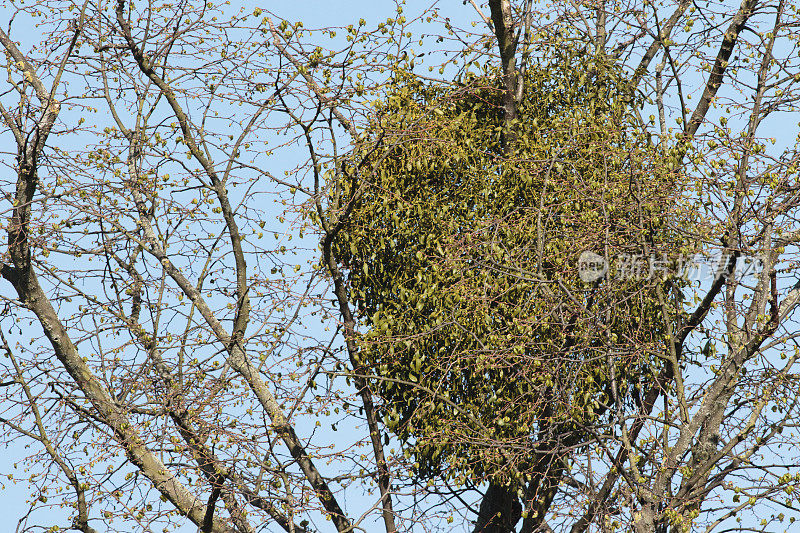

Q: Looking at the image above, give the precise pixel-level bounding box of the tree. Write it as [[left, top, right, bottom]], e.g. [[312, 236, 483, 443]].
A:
[[329, 1, 800, 532], [331, 50, 690, 532], [1, 2, 800, 533]]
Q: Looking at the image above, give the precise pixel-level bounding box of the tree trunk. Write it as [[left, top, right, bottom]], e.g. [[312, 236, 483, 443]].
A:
[[473, 482, 522, 533]]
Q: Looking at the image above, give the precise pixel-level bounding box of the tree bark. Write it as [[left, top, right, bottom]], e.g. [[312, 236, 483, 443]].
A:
[[474, 482, 523, 533]]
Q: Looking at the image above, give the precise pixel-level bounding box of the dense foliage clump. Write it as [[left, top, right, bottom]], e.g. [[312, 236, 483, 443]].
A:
[[333, 50, 690, 484]]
